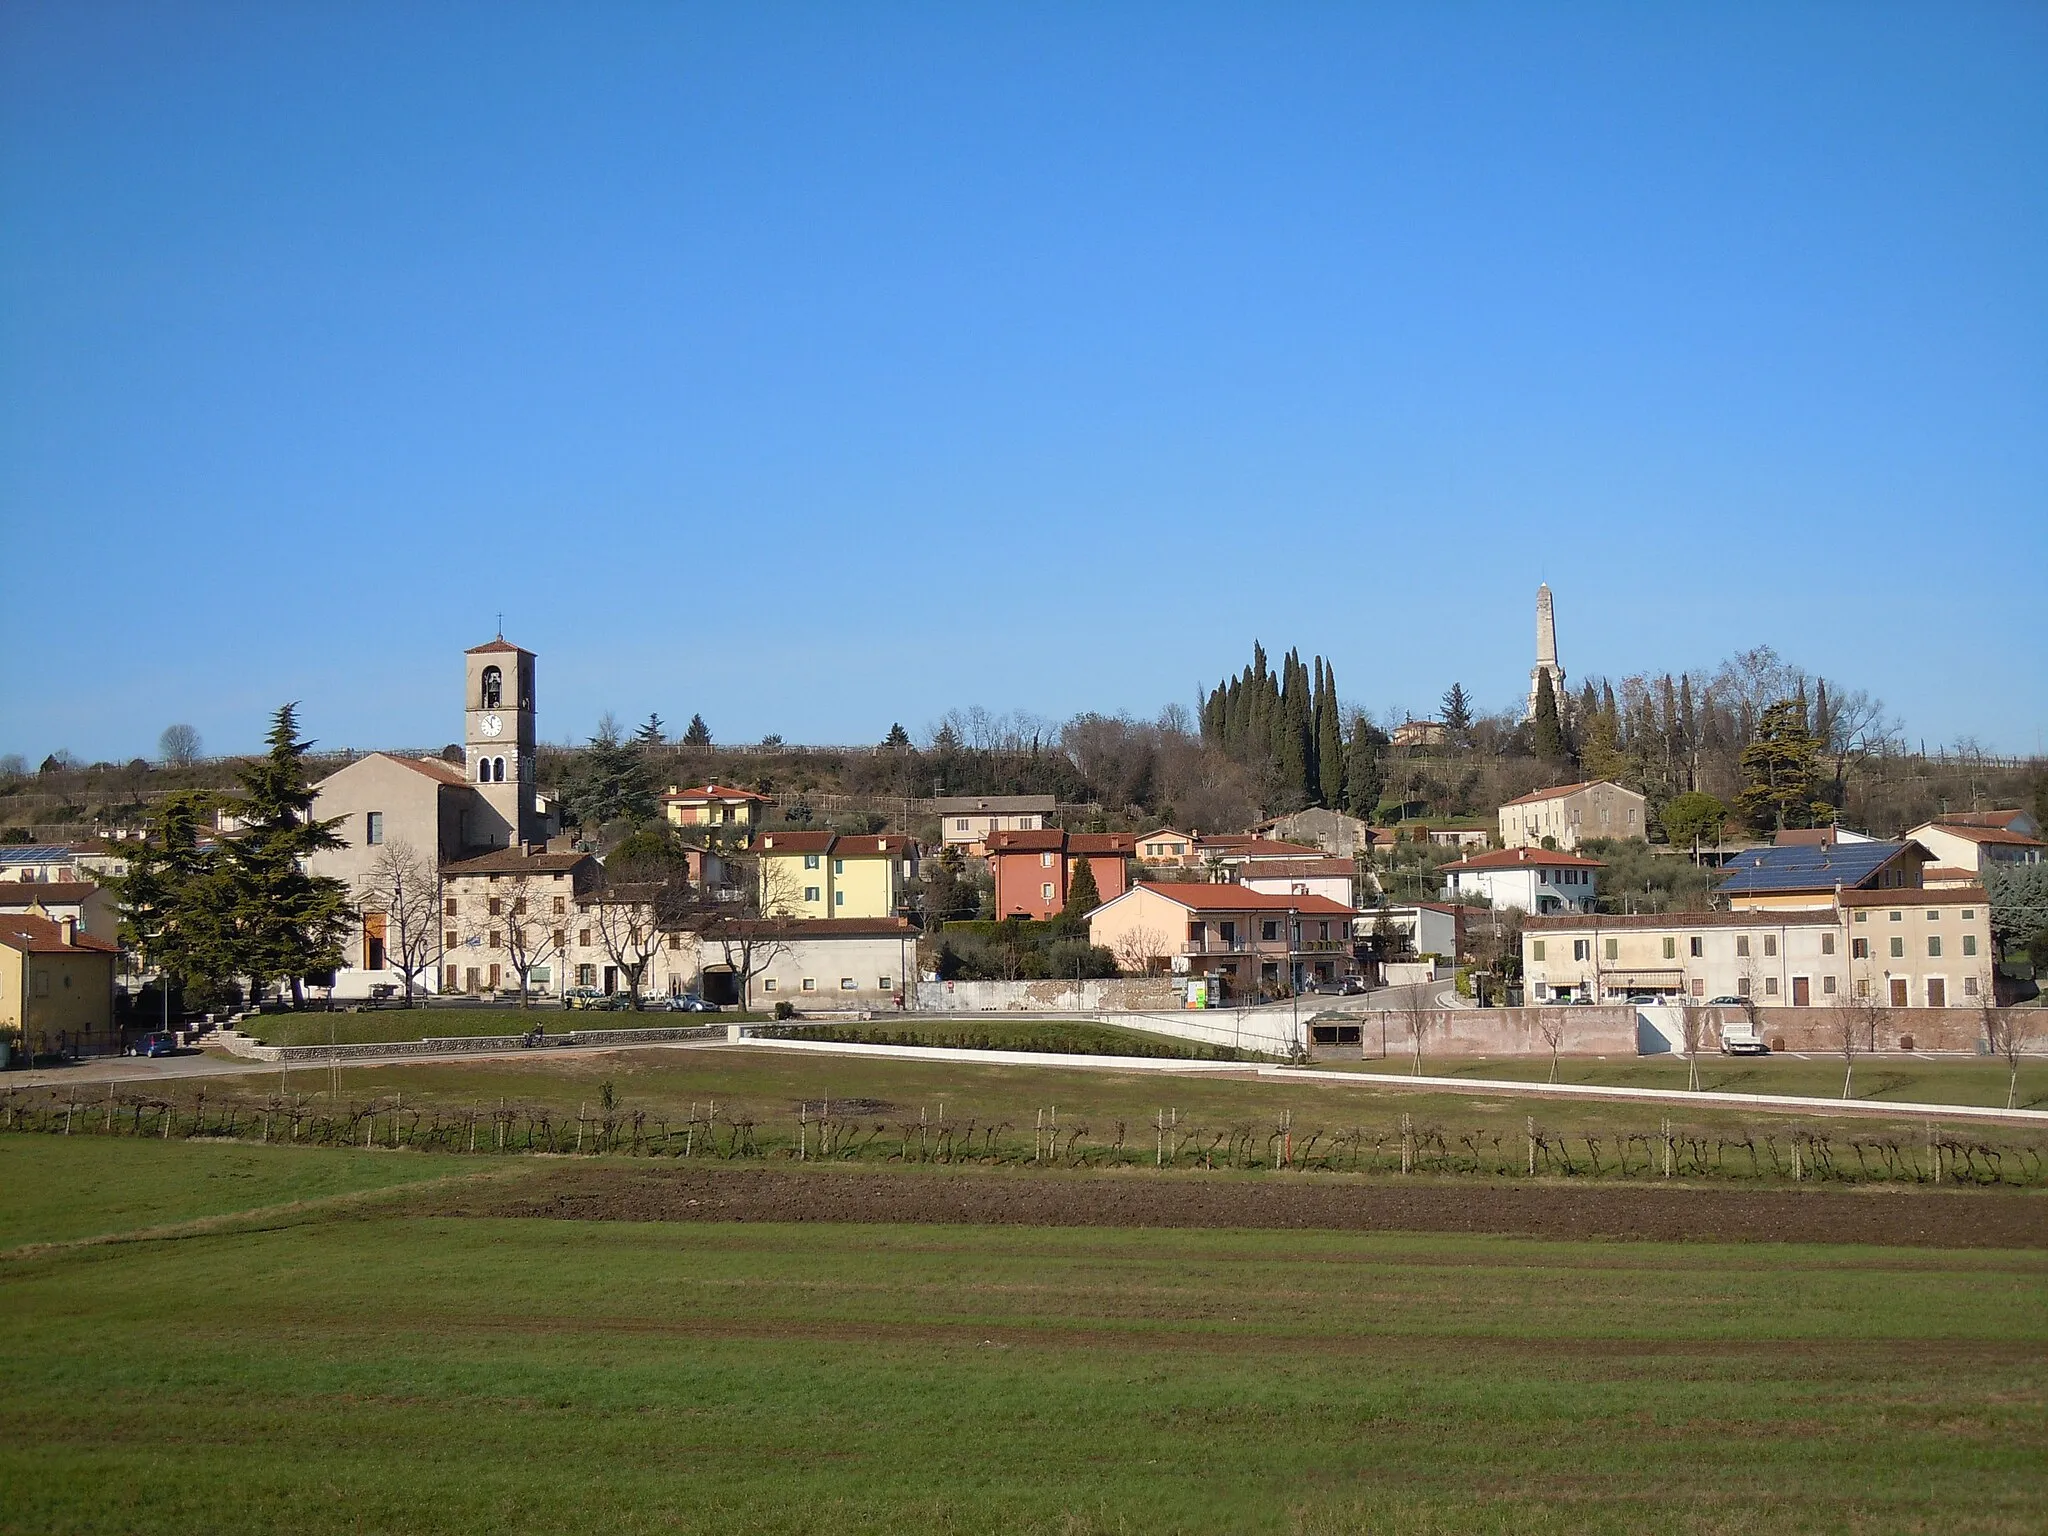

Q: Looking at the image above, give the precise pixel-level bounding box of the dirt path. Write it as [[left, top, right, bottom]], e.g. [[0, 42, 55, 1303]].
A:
[[418, 1162, 2048, 1249]]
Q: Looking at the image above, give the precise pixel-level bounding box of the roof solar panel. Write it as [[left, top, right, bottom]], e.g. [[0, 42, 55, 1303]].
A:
[[0, 846, 79, 863], [1716, 840, 1904, 893]]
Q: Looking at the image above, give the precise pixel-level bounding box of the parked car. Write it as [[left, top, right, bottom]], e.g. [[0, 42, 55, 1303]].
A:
[[1623, 993, 1662, 1005], [1704, 995, 1746, 1007], [1312, 977, 1366, 996], [664, 995, 720, 1013], [562, 988, 602, 1009], [1720, 1019, 1770, 1055], [141, 1031, 177, 1058]]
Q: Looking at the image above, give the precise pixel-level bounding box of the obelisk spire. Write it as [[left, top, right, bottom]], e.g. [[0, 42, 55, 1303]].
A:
[[1528, 584, 1566, 720]]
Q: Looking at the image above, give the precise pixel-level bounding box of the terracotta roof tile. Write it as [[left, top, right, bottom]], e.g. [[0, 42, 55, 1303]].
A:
[[1441, 848, 1604, 870], [0, 881, 100, 906], [1124, 882, 1358, 916], [0, 912, 118, 953], [442, 849, 596, 876]]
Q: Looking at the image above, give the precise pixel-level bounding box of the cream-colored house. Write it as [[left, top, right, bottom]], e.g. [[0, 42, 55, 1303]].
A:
[[935, 795, 1055, 853], [1088, 882, 1361, 998], [1523, 886, 1991, 1009], [1133, 828, 1199, 869], [441, 848, 600, 998], [0, 881, 120, 942], [1497, 780, 1646, 850], [662, 783, 770, 833], [1906, 818, 2044, 877], [0, 912, 119, 1056]]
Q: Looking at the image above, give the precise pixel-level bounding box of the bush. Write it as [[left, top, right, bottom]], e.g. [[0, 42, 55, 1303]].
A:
[[772, 1001, 796, 1020]]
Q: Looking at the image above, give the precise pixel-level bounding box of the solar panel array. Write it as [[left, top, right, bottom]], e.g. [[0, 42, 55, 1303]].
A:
[[1716, 840, 1905, 894], [0, 846, 80, 864]]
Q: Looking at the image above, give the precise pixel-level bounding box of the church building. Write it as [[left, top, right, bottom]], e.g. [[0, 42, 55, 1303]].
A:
[[306, 637, 560, 1000]]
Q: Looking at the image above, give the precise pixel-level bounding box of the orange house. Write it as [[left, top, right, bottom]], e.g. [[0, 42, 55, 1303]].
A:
[[986, 830, 1135, 921]]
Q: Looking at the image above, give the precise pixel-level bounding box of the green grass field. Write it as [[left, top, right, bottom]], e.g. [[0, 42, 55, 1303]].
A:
[[242, 1006, 762, 1047], [0, 1136, 2041, 1534], [1336, 1049, 2042, 1109], [762, 1015, 1264, 1059]]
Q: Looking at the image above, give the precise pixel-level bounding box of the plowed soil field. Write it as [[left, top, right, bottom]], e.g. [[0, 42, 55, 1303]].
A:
[[422, 1161, 2048, 1248]]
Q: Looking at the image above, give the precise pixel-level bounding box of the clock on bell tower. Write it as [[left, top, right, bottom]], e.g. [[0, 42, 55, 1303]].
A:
[[463, 637, 541, 848]]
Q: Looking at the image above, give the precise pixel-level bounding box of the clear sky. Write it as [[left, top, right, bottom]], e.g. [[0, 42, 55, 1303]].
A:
[[4, 2, 2044, 763]]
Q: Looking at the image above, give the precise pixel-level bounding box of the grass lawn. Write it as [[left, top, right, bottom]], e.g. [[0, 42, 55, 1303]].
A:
[[762, 1015, 1263, 1060], [289, 1045, 2048, 1162], [242, 1007, 763, 1048], [0, 1138, 2041, 1533], [1333, 1050, 2042, 1109]]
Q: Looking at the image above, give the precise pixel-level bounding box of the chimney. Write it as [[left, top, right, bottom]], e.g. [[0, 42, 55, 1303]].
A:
[[59, 916, 76, 946]]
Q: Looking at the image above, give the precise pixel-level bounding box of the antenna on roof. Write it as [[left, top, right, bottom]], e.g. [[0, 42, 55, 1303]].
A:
[[496, 612, 504, 640]]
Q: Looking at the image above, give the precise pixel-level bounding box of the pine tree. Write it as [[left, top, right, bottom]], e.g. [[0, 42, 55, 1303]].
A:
[[565, 726, 657, 830], [1735, 699, 1829, 832], [1440, 682, 1473, 738], [1532, 672, 1566, 763], [883, 722, 912, 749], [117, 788, 230, 1006], [223, 704, 353, 1007], [634, 714, 665, 748], [682, 714, 712, 747]]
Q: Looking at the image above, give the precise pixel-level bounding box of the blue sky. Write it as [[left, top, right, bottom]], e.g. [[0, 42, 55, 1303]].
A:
[[4, 2, 2044, 762]]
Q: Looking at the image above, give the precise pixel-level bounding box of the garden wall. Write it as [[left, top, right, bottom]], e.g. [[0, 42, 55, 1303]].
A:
[[915, 977, 1183, 1014], [1340, 1005, 1640, 1061], [1744, 1006, 2001, 1055]]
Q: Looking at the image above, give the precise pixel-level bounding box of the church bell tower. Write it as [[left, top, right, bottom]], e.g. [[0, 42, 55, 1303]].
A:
[[464, 638, 540, 849]]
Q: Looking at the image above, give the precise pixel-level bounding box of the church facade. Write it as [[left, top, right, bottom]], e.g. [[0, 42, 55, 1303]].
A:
[[306, 637, 559, 1000]]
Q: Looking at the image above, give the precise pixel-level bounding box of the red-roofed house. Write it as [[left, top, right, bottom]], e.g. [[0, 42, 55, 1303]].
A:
[[1907, 818, 2044, 876], [0, 911, 119, 1056], [986, 830, 1134, 921], [663, 783, 771, 833], [1440, 846, 1602, 915], [1088, 882, 1363, 998], [1497, 779, 1645, 850]]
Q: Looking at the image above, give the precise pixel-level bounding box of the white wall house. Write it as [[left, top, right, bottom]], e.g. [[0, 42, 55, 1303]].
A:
[[1440, 848, 1601, 916]]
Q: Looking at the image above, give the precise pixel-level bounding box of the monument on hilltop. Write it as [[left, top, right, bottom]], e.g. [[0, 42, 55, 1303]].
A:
[[1527, 584, 1566, 721]]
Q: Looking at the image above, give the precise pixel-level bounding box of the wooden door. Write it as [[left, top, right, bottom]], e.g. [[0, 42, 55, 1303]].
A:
[[1889, 977, 1908, 1007], [1926, 977, 1945, 1008], [1792, 976, 1810, 1007]]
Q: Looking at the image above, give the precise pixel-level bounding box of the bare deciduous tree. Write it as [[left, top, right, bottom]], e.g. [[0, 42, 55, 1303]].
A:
[[461, 870, 567, 1008], [157, 723, 202, 767], [1536, 1008, 1567, 1084], [355, 840, 438, 1006], [1983, 999, 2035, 1111], [1837, 997, 1880, 1100], [1394, 981, 1436, 1076], [1112, 925, 1170, 976], [586, 880, 665, 1009]]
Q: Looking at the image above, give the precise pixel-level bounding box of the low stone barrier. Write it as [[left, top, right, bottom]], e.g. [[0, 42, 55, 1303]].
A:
[[219, 1025, 725, 1063], [1341, 1005, 1639, 1059], [915, 977, 1183, 1014]]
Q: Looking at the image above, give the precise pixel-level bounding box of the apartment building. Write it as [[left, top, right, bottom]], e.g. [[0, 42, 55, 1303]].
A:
[[1522, 886, 1992, 1008], [1497, 780, 1646, 850]]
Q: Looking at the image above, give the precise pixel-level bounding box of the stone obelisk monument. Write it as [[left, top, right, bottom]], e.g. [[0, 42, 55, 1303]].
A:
[[1527, 583, 1566, 720]]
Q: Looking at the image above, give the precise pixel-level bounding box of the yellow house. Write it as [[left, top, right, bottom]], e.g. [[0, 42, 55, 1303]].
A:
[[0, 912, 119, 1057], [755, 832, 911, 920], [662, 783, 770, 833]]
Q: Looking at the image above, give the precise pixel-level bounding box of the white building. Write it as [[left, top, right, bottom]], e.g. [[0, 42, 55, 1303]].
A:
[[1906, 817, 2044, 878], [1440, 847, 1601, 916], [1233, 858, 1363, 909]]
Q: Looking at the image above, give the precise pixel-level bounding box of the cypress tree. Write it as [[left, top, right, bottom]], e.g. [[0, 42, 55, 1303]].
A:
[[1344, 715, 1386, 819], [1063, 854, 1102, 920], [1317, 658, 1344, 807], [1533, 672, 1566, 763]]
